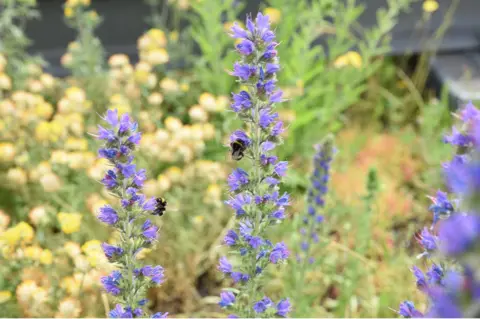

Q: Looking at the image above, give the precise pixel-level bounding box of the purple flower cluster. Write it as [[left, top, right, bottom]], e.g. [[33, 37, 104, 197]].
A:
[[219, 12, 292, 318], [399, 102, 480, 318], [95, 109, 167, 318], [298, 136, 335, 262]]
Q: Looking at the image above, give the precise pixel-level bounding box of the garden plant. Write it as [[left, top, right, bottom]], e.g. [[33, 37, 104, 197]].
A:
[[0, 0, 477, 318]]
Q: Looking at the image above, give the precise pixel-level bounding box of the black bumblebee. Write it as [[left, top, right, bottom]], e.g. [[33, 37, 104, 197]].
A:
[[153, 197, 167, 216], [230, 139, 247, 161]]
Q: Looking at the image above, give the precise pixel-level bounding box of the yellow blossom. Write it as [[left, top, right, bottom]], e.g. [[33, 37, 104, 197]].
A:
[[193, 215, 204, 225], [157, 174, 171, 191], [57, 212, 82, 234], [16, 280, 38, 305], [143, 179, 159, 197], [334, 51, 363, 68], [50, 150, 69, 164], [29, 206, 48, 226], [64, 6, 74, 18], [264, 7, 281, 24], [39, 249, 53, 265], [108, 54, 130, 67], [188, 105, 208, 122], [0, 291, 11, 304], [40, 172, 62, 192], [160, 78, 180, 92], [146, 48, 169, 65], [56, 297, 81, 318], [35, 121, 50, 142], [0, 143, 15, 162], [65, 87, 86, 104], [65, 137, 88, 151], [81, 240, 102, 255], [147, 92, 164, 105], [423, 0, 439, 13], [25, 245, 43, 260], [63, 241, 81, 258], [61, 276, 81, 296], [35, 101, 54, 119], [180, 83, 190, 92], [40, 73, 55, 88], [164, 116, 182, 131], [6, 167, 28, 185], [147, 28, 167, 47], [198, 92, 217, 110]]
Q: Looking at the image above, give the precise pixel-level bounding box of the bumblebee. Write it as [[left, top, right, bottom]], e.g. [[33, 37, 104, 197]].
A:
[[230, 139, 247, 161], [153, 197, 167, 216]]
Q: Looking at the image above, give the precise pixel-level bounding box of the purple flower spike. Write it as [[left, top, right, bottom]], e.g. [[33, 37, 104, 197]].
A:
[[221, 12, 292, 316], [96, 111, 166, 315]]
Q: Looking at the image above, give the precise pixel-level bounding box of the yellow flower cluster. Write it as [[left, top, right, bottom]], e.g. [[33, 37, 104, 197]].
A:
[[57, 212, 82, 234], [138, 29, 169, 66], [141, 115, 216, 163], [64, 0, 91, 18], [0, 222, 34, 249], [16, 280, 49, 317]]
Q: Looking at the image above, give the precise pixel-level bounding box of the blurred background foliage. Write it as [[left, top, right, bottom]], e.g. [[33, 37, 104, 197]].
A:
[[0, 0, 461, 317]]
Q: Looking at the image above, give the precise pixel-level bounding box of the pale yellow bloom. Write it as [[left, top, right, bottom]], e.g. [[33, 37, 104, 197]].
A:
[[146, 48, 169, 65], [264, 7, 281, 24], [7, 167, 28, 185], [81, 240, 102, 255], [188, 105, 208, 122], [334, 51, 363, 68], [63, 241, 81, 258], [147, 28, 167, 47], [198, 92, 216, 109], [165, 116, 183, 132], [40, 172, 62, 192], [29, 206, 48, 226], [35, 101, 54, 119], [24, 245, 43, 260], [160, 78, 180, 92], [108, 54, 130, 67], [157, 174, 171, 192], [57, 212, 82, 234], [39, 249, 53, 265], [50, 150, 69, 164], [16, 280, 38, 305], [40, 73, 55, 88], [0, 291, 11, 304], [64, 7, 74, 18], [65, 87, 86, 104], [0, 143, 15, 162], [423, 0, 439, 13], [56, 297, 81, 318], [148, 92, 164, 105], [65, 137, 88, 151], [61, 276, 81, 296]]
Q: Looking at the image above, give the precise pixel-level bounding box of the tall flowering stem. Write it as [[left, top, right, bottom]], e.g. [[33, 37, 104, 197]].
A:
[[95, 110, 167, 318], [298, 136, 334, 267], [398, 102, 480, 318], [218, 13, 291, 318]]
